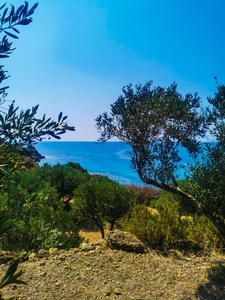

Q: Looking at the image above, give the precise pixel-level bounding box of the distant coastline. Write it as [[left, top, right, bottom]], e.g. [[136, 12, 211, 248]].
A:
[[35, 141, 210, 186]]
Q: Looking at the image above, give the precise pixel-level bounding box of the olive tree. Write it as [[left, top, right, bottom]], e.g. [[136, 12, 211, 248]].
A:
[[96, 81, 225, 238], [73, 175, 136, 238]]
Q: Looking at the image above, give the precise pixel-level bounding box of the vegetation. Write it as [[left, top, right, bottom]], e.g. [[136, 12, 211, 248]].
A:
[[0, 2, 224, 299], [96, 80, 225, 239], [0, 2, 75, 298], [121, 193, 220, 251], [73, 175, 136, 238], [1, 158, 222, 254], [0, 162, 90, 251]]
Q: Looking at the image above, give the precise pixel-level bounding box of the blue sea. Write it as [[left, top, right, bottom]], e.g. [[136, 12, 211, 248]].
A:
[[35, 141, 194, 186]]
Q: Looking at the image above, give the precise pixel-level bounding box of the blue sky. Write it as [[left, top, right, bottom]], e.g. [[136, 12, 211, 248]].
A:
[[4, 0, 225, 141]]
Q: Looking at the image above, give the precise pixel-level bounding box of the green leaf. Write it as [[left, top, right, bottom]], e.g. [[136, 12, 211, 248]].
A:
[[12, 27, 20, 34], [31, 3, 39, 11], [62, 116, 68, 122], [1, 8, 8, 24], [23, 1, 28, 15], [9, 4, 15, 24], [0, 3, 6, 11], [0, 260, 19, 286], [4, 31, 18, 39], [17, 19, 32, 26], [15, 5, 24, 16], [58, 112, 63, 123], [0, 115, 4, 124]]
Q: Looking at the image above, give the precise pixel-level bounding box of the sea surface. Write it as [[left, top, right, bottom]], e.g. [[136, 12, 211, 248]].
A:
[[35, 141, 194, 186]]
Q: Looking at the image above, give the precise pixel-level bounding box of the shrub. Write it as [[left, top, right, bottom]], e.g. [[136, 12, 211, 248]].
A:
[[1, 186, 83, 252], [73, 175, 136, 238], [121, 200, 187, 248], [121, 196, 221, 250]]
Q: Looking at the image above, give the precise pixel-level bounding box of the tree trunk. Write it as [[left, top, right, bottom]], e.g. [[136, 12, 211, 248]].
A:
[[93, 217, 105, 239], [109, 218, 116, 231]]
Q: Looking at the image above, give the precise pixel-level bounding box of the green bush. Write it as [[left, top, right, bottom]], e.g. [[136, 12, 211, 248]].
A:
[[121, 196, 221, 250], [73, 175, 136, 238], [6, 162, 90, 199], [0, 185, 83, 252], [185, 215, 220, 248], [121, 200, 187, 248]]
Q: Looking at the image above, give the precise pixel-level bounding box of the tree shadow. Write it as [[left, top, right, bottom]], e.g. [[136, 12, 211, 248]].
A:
[[77, 219, 100, 232], [195, 261, 225, 299]]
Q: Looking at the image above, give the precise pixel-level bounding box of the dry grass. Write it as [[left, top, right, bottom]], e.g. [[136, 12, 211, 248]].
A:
[[79, 229, 107, 243], [78, 220, 109, 243]]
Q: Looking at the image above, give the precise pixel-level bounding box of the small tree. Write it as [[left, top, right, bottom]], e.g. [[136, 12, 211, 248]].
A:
[[96, 81, 225, 239], [73, 175, 136, 238]]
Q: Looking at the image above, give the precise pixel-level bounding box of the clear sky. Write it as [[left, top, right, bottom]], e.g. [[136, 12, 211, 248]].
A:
[[4, 0, 225, 141]]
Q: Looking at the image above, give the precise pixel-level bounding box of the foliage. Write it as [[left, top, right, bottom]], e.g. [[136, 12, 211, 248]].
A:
[[0, 2, 76, 298], [1, 185, 83, 251], [0, 209, 27, 300], [121, 194, 221, 250], [0, 259, 26, 300], [0, 163, 90, 251], [0, 2, 41, 298], [73, 175, 136, 238], [96, 80, 225, 240], [121, 201, 186, 248], [96, 81, 207, 184], [0, 101, 75, 146], [0, 1, 38, 98], [6, 162, 90, 200], [189, 85, 225, 214], [34, 162, 90, 199], [0, 1, 75, 149]]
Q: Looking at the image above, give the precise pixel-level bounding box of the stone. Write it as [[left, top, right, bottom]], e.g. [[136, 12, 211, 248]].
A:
[[18, 251, 28, 262], [106, 230, 146, 253], [28, 252, 37, 261], [49, 248, 58, 255], [37, 249, 48, 258], [94, 239, 110, 250], [79, 242, 95, 252]]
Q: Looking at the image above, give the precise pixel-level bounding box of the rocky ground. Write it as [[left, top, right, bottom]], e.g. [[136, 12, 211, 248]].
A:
[[0, 242, 225, 300], [0, 230, 225, 300]]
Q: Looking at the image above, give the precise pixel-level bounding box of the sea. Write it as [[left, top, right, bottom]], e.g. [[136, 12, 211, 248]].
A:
[[35, 141, 195, 186]]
